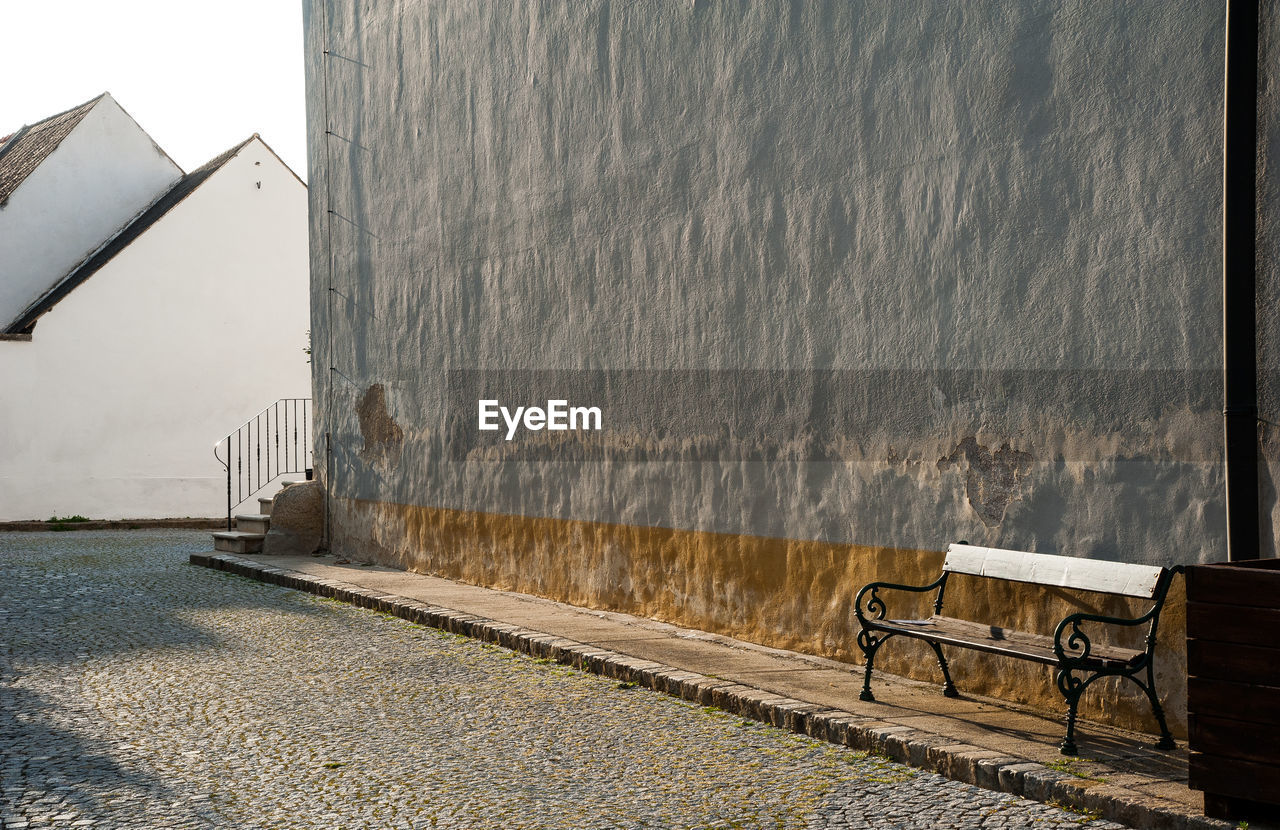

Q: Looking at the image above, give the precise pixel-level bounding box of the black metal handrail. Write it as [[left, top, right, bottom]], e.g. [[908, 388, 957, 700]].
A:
[[214, 398, 312, 530]]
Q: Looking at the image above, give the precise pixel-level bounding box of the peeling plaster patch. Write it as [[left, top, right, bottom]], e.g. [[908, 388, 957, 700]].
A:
[[938, 437, 1035, 527], [356, 383, 403, 469]]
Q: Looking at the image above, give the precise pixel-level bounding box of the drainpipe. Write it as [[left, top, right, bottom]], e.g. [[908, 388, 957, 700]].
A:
[[1223, 0, 1260, 561]]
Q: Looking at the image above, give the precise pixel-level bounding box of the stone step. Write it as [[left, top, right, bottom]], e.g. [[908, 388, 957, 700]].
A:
[[234, 514, 270, 535], [280, 479, 307, 489], [212, 531, 265, 554], [258, 496, 274, 516]]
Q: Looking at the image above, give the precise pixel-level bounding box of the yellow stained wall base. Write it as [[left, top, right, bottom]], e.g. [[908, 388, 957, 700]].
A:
[[332, 496, 1187, 737]]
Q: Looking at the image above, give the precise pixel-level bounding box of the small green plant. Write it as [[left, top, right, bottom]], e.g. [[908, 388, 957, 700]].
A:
[[1046, 799, 1102, 823], [616, 681, 637, 690], [321, 760, 346, 769], [1045, 757, 1108, 783]]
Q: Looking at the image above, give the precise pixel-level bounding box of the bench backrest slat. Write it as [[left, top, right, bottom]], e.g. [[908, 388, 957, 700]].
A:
[[943, 543, 1166, 598]]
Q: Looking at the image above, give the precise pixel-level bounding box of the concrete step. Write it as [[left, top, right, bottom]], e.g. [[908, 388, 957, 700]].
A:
[[280, 479, 307, 489], [234, 514, 270, 535], [258, 496, 274, 516], [212, 531, 266, 554]]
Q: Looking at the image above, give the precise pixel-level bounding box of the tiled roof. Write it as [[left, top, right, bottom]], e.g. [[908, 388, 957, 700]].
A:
[[4, 135, 261, 335], [0, 94, 103, 206]]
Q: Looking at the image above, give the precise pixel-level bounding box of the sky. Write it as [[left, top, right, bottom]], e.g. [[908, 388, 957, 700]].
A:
[[0, 0, 308, 178]]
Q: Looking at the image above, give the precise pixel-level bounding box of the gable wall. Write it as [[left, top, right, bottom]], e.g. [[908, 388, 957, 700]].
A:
[[0, 139, 310, 520], [0, 95, 182, 324]]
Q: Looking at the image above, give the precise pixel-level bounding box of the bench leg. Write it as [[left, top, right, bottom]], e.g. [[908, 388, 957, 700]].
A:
[[928, 642, 959, 698], [1138, 663, 1176, 751], [857, 630, 882, 702], [1055, 668, 1082, 756]]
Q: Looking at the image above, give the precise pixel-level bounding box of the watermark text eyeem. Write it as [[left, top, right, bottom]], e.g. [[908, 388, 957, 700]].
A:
[[478, 399, 602, 440]]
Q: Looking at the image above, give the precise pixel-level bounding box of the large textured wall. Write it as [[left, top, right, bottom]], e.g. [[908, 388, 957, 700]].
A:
[[303, 1, 1275, 733], [1258, 4, 1280, 552]]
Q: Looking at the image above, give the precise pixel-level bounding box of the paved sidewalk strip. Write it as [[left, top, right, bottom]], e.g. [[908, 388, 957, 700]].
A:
[[192, 552, 1229, 830]]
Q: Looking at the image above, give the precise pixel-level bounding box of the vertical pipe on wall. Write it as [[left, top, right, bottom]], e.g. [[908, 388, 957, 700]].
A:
[[1223, 0, 1260, 561]]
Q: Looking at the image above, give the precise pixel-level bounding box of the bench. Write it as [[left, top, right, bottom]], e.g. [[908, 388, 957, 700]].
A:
[[853, 542, 1180, 755]]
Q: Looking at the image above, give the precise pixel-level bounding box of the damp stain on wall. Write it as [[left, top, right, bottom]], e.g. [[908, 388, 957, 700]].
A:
[[356, 383, 404, 469]]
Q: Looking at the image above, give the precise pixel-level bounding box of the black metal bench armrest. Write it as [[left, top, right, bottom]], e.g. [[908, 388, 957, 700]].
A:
[[855, 575, 947, 624], [1052, 606, 1160, 666], [1052, 567, 1179, 665]]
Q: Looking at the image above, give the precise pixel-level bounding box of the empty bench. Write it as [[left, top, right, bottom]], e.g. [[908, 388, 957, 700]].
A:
[[853, 542, 1179, 755]]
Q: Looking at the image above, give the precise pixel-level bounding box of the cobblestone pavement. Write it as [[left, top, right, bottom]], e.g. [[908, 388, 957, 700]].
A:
[[0, 531, 1128, 829]]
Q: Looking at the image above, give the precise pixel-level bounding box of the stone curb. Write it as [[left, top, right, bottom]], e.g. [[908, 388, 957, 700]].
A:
[[190, 552, 1230, 830]]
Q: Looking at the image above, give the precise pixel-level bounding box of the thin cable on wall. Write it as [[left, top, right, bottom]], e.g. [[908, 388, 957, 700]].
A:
[[320, 0, 336, 549]]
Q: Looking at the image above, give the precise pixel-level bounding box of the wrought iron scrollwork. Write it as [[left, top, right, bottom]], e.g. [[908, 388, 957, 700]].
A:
[[1055, 617, 1094, 665], [853, 574, 948, 703], [853, 575, 946, 627], [1055, 666, 1085, 700], [859, 586, 887, 622]]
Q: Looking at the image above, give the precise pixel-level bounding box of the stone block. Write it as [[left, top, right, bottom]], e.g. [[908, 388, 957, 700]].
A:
[[262, 480, 323, 555]]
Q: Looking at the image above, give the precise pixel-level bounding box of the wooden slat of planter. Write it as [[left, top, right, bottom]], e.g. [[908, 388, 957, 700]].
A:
[[1186, 602, 1280, 648], [1188, 677, 1280, 726], [1190, 714, 1280, 766], [1187, 563, 1280, 608], [1190, 752, 1280, 803], [1188, 639, 1280, 687]]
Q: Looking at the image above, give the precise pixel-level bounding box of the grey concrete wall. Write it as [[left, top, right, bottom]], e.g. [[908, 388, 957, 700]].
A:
[[1258, 3, 1280, 557], [303, 0, 1273, 567]]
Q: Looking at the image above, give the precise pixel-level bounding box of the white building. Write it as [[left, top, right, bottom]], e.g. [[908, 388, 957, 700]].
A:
[[0, 94, 311, 521]]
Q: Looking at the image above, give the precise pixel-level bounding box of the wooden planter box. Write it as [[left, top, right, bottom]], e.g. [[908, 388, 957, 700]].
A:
[[1186, 558, 1280, 822]]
